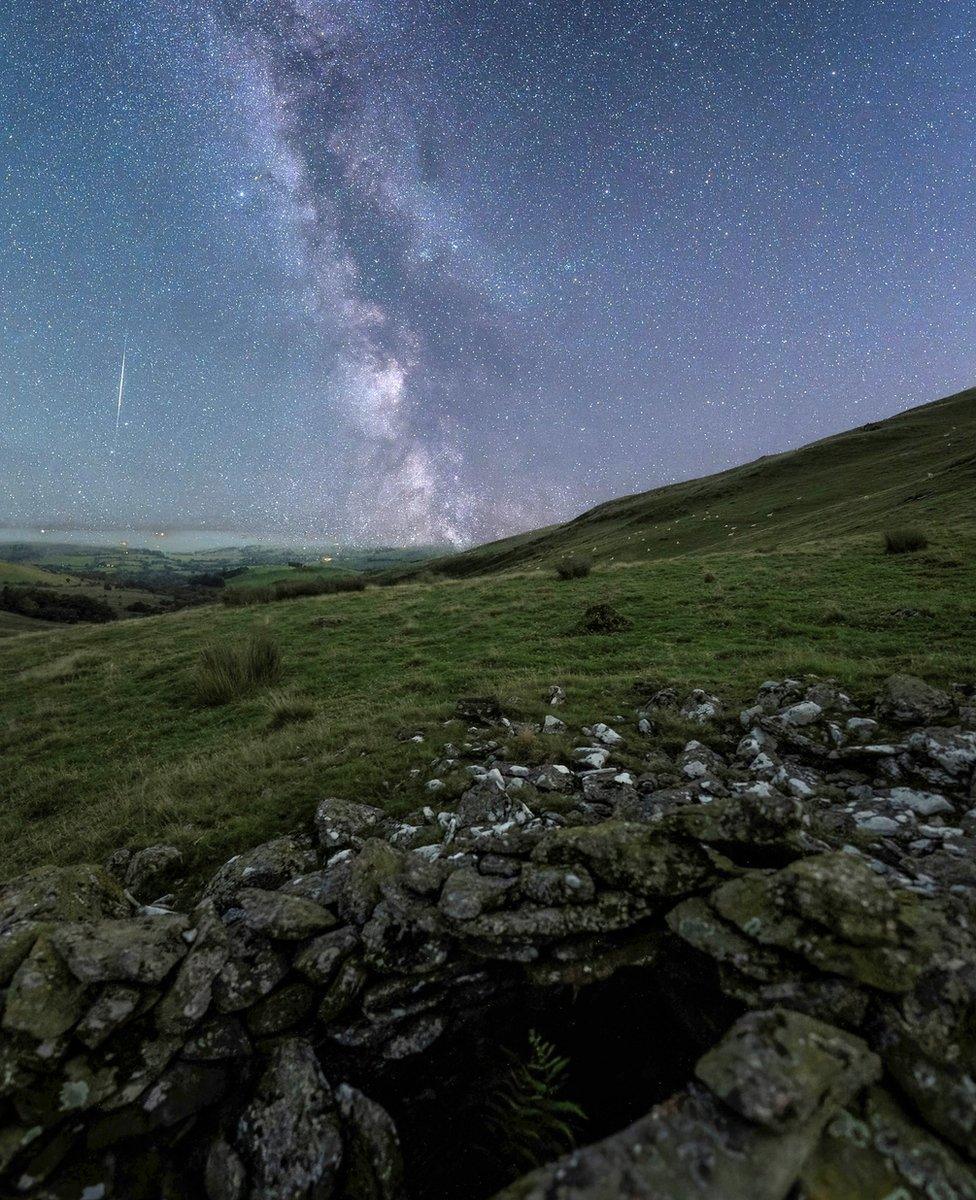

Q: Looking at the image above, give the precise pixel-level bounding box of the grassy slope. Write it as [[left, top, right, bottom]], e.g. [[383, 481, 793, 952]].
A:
[[0, 561, 76, 586], [1, 528, 974, 885], [422, 386, 976, 576]]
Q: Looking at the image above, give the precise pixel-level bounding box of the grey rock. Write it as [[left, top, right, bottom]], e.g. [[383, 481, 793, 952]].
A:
[[695, 1008, 880, 1132], [205, 837, 318, 909], [293, 927, 360, 985], [237, 1038, 343, 1199], [50, 914, 189, 985], [314, 798, 384, 852], [123, 845, 183, 902], [205, 1139, 246, 1200], [155, 900, 231, 1034], [438, 868, 516, 920], [236, 888, 336, 941], [879, 674, 954, 725], [336, 1084, 403, 1200]]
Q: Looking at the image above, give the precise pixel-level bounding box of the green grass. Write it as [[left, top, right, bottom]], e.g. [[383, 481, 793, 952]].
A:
[[1, 529, 974, 888], [410, 386, 976, 577]]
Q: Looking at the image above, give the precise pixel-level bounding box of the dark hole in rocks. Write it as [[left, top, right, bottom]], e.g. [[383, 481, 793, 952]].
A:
[[357, 966, 718, 1200]]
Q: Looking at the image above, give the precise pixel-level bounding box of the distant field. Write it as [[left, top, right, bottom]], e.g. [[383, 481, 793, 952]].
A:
[[224, 563, 358, 591], [1, 528, 974, 886]]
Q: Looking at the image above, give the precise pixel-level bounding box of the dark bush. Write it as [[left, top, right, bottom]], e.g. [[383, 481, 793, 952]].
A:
[[188, 573, 226, 588], [555, 557, 592, 580], [0, 585, 116, 624], [883, 528, 928, 555], [574, 602, 633, 635]]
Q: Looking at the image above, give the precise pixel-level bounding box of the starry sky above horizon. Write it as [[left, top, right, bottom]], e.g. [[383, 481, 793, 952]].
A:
[[2, 0, 975, 546]]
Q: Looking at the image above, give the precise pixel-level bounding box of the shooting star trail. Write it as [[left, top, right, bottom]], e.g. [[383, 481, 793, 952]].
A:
[[112, 339, 127, 454]]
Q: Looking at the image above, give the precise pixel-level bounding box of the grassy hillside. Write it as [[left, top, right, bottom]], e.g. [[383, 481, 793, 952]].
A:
[[421, 386, 976, 577], [0, 560, 75, 586], [1, 526, 973, 887]]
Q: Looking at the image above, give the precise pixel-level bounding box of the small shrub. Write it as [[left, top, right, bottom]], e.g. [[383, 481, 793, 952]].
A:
[[192, 631, 282, 706], [574, 602, 633, 635], [884, 528, 928, 555], [702, 569, 717, 584], [555, 556, 592, 580]]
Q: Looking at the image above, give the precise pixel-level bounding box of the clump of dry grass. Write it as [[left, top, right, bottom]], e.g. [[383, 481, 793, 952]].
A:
[[192, 631, 282, 706], [262, 690, 317, 730]]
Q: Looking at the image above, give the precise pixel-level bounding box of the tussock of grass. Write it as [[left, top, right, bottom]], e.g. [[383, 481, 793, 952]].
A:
[[555, 557, 592, 580], [884, 528, 929, 555], [192, 631, 282, 706], [262, 690, 317, 730]]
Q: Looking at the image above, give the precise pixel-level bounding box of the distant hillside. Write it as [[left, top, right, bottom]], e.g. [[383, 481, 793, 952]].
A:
[[0, 560, 73, 586], [425, 385, 976, 576]]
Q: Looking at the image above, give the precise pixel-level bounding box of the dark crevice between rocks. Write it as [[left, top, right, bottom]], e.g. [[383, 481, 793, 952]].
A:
[[340, 965, 724, 1200]]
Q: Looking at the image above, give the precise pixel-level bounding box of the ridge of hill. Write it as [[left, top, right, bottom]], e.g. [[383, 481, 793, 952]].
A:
[[423, 385, 976, 577]]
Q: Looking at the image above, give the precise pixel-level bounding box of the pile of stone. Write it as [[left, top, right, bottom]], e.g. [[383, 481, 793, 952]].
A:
[[0, 673, 974, 1198]]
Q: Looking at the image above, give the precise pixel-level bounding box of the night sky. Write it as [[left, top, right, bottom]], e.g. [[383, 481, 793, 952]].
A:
[[2, 1, 974, 546]]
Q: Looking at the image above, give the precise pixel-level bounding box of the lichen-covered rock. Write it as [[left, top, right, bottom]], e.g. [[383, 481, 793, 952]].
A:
[[317, 959, 368, 1023], [695, 1008, 880, 1132], [293, 926, 360, 985], [438, 867, 517, 920], [235, 888, 337, 941], [314, 798, 384, 853], [49, 914, 189, 985], [206, 1138, 247, 1200], [906, 727, 976, 778], [339, 840, 403, 926], [361, 890, 451, 975], [204, 836, 318, 909], [0, 865, 129, 928], [656, 790, 804, 853], [237, 1038, 343, 1199], [879, 674, 954, 725], [521, 863, 595, 906], [797, 1085, 976, 1200], [532, 822, 715, 897], [213, 926, 289, 1013], [123, 844, 183, 901], [459, 891, 650, 946], [245, 981, 316, 1037], [710, 852, 946, 993], [2, 935, 88, 1042], [76, 983, 142, 1049], [335, 1083, 403, 1200], [155, 900, 231, 1035], [873, 961, 976, 1160]]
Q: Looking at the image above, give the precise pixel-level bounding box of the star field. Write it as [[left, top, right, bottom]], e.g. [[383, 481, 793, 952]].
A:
[[2, 0, 975, 545]]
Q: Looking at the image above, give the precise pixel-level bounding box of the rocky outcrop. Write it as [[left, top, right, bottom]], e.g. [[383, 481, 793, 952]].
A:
[[0, 674, 974, 1197]]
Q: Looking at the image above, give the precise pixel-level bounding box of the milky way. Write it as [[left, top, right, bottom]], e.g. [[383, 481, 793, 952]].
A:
[[1, 1, 975, 544]]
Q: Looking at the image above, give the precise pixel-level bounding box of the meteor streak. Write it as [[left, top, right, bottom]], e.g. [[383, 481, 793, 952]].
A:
[[112, 339, 127, 453]]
